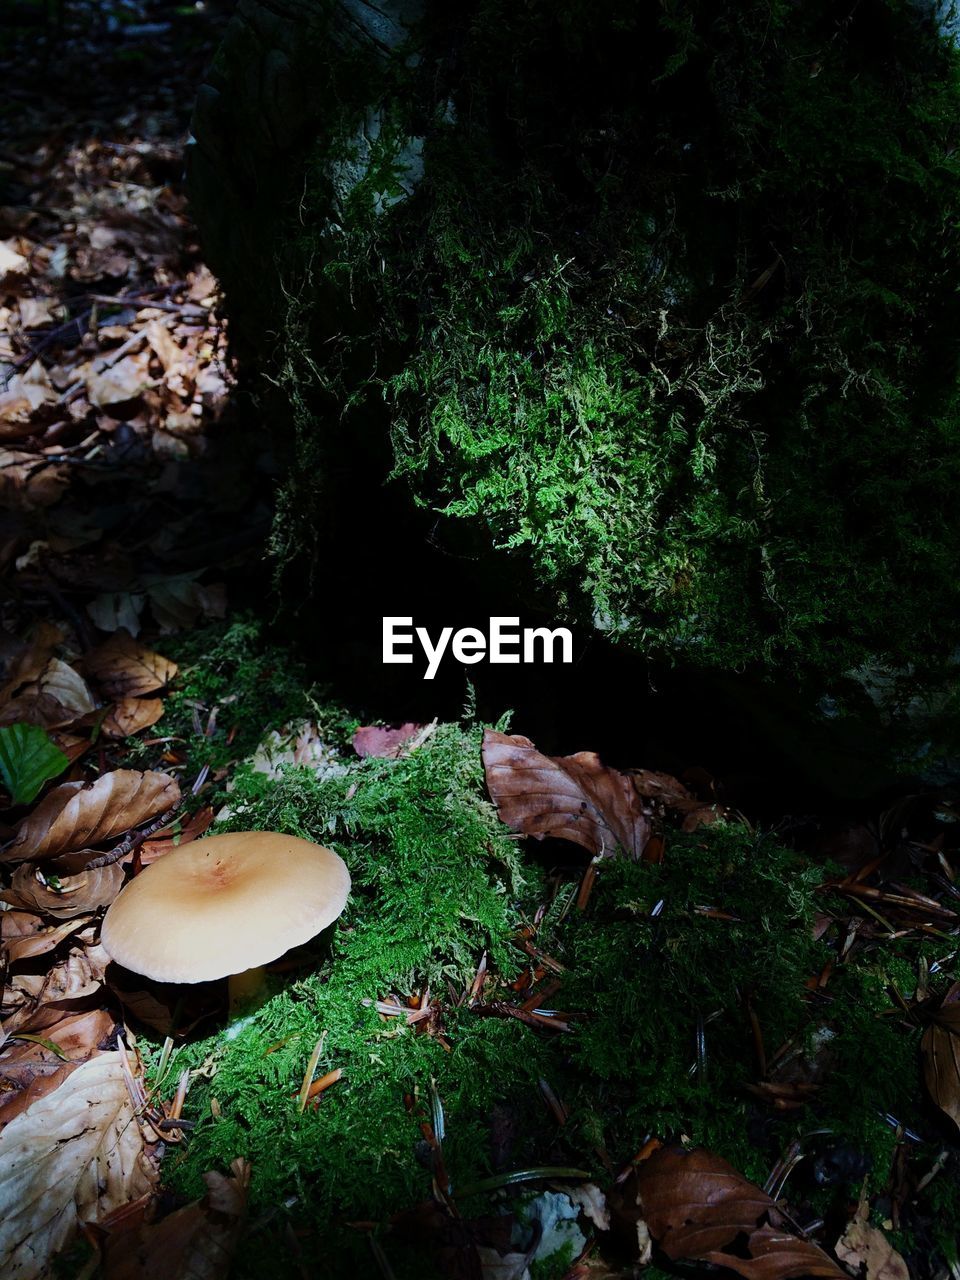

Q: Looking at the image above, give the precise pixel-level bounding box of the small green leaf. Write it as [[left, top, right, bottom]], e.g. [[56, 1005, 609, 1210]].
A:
[[0, 723, 70, 807], [8, 1033, 69, 1061]]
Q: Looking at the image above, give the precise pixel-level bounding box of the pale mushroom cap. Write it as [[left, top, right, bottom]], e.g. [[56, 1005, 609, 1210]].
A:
[[100, 831, 351, 983]]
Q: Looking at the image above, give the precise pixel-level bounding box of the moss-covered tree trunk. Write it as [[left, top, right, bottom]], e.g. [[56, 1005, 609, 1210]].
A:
[[190, 0, 960, 713]]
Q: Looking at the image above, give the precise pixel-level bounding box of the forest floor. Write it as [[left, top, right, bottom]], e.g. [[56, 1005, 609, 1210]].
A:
[[0, 5, 959, 1280]]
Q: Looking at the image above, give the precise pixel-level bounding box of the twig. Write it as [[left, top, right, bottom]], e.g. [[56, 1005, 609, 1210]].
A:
[[84, 803, 181, 869]]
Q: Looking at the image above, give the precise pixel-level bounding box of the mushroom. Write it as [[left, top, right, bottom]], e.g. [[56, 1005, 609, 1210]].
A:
[[100, 831, 350, 1013]]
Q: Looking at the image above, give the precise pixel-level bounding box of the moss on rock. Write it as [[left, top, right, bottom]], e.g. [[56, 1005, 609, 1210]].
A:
[[192, 0, 960, 690]]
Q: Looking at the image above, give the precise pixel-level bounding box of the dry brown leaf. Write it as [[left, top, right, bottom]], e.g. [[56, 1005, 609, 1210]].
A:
[[0, 1007, 115, 1129], [353, 722, 424, 758], [1, 911, 88, 963], [103, 698, 164, 740], [0, 448, 69, 510], [482, 730, 650, 859], [0, 390, 38, 441], [80, 631, 177, 699], [628, 768, 698, 808], [87, 350, 154, 408], [613, 1145, 845, 1279], [0, 862, 124, 918], [138, 804, 214, 865], [19, 298, 57, 329], [0, 625, 64, 698], [145, 574, 226, 633], [102, 1156, 250, 1280], [0, 657, 97, 729], [922, 981, 960, 1130], [3, 937, 110, 1034], [681, 804, 722, 832], [836, 1189, 909, 1280], [145, 319, 183, 374], [0, 1051, 157, 1280], [6, 769, 180, 861]]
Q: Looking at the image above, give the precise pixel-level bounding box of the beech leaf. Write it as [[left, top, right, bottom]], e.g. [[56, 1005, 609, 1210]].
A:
[[0, 723, 69, 806], [0, 862, 125, 919], [102, 698, 165, 740], [0, 1009, 116, 1130], [922, 980, 960, 1130], [6, 769, 180, 862], [0, 658, 97, 730], [0, 1052, 156, 1280], [102, 1157, 250, 1280], [614, 1145, 845, 1279], [482, 729, 650, 859], [80, 631, 177, 700]]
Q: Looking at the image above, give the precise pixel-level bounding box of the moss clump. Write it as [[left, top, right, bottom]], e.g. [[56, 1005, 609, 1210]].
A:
[[202, 0, 960, 691], [143, 721, 940, 1276], [150, 722, 546, 1277], [124, 616, 337, 777], [549, 827, 824, 1183]]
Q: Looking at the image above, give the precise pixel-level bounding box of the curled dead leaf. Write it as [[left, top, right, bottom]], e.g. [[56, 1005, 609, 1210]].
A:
[[611, 1145, 845, 1279], [6, 769, 180, 861], [1, 911, 89, 963], [0, 861, 124, 918], [482, 730, 650, 859], [0, 657, 97, 730], [3, 936, 110, 1033]]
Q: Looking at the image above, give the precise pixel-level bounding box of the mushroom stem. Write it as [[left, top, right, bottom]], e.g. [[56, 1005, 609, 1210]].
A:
[[228, 966, 268, 1014]]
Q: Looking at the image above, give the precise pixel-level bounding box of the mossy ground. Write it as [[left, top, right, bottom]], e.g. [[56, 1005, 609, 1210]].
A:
[[135, 703, 955, 1277]]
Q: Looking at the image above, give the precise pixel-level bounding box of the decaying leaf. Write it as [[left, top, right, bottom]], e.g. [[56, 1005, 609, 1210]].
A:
[[143, 573, 226, 633], [80, 631, 177, 699], [922, 981, 960, 1130], [86, 350, 154, 407], [102, 1156, 250, 1280], [0, 723, 69, 806], [0, 1008, 116, 1129], [0, 861, 124, 919], [836, 1189, 909, 1280], [6, 769, 180, 861], [102, 698, 164, 740], [353, 722, 424, 759], [0, 1051, 156, 1280], [3, 933, 109, 1033], [87, 593, 146, 637], [1, 911, 88, 963], [0, 657, 97, 730], [137, 805, 214, 865], [482, 730, 650, 859], [612, 1145, 845, 1279]]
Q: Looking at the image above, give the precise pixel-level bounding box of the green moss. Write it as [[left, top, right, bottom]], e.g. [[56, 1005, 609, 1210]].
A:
[[234, 0, 960, 692], [544, 827, 824, 1182], [123, 616, 341, 777], [141, 720, 944, 1275], [148, 722, 545, 1277]]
